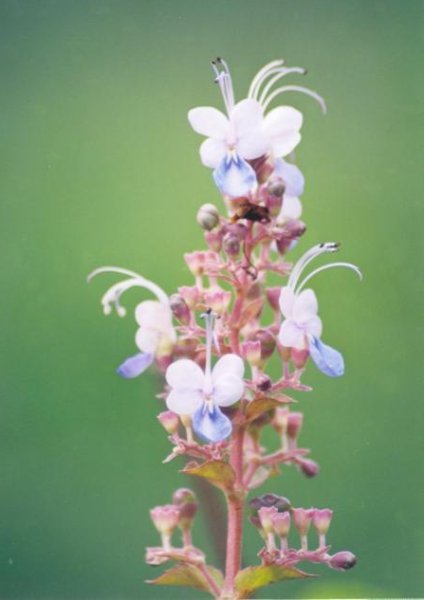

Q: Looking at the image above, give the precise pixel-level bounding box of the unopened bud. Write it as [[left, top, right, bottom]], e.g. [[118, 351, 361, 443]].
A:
[[157, 411, 180, 435], [150, 504, 180, 535], [173, 489, 198, 532], [169, 293, 191, 325], [197, 203, 220, 230], [265, 192, 283, 218], [267, 177, 286, 198], [299, 458, 320, 478], [255, 329, 276, 360], [266, 287, 281, 311], [173, 488, 197, 505], [223, 232, 240, 257], [205, 229, 223, 252], [256, 374, 272, 392], [329, 551, 357, 571], [249, 493, 291, 512]]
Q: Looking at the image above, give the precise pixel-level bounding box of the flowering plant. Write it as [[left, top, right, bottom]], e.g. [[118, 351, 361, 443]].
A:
[[88, 57, 360, 599]]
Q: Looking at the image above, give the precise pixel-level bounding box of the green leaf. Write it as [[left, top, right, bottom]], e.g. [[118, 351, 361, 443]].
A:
[[182, 460, 235, 491], [245, 397, 280, 422], [235, 564, 312, 598], [147, 563, 223, 595]]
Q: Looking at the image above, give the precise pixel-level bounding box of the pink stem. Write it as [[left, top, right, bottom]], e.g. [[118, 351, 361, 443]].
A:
[[196, 562, 223, 598], [222, 425, 245, 598]]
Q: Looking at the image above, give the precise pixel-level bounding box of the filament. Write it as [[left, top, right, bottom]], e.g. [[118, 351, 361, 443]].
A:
[[87, 266, 169, 305], [248, 59, 285, 99], [296, 262, 363, 293], [288, 242, 339, 290], [262, 85, 327, 114], [258, 67, 306, 105]]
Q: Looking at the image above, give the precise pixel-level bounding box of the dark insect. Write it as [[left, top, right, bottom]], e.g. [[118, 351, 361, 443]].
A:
[[231, 200, 270, 223]]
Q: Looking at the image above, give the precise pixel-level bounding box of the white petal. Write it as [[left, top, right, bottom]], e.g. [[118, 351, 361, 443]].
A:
[[135, 327, 159, 354], [136, 301, 167, 328], [188, 107, 230, 139], [200, 137, 227, 168], [212, 354, 245, 382], [263, 106, 303, 157], [279, 195, 302, 221], [279, 287, 295, 318], [166, 389, 203, 415], [305, 315, 323, 339], [166, 359, 205, 390], [274, 158, 305, 197], [279, 319, 304, 349], [237, 130, 269, 160], [230, 99, 264, 135], [212, 374, 244, 407], [293, 289, 319, 323]]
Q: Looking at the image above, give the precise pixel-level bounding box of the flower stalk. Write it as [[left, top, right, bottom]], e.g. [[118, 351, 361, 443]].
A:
[[88, 57, 360, 599]]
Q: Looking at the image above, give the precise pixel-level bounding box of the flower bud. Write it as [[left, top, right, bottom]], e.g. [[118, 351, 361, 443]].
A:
[[265, 192, 283, 218], [150, 504, 180, 535], [256, 374, 272, 392], [267, 177, 286, 198], [266, 287, 281, 311], [169, 293, 191, 325], [204, 229, 223, 252], [157, 411, 180, 435], [312, 509, 333, 535], [328, 551, 357, 571], [223, 232, 240, 257], [240, 340, 262, 367], [287, 412, 303, 440], [197, 203, 220, 230], [299, 458, 320, 478], [255, 329, 276, 360], [249, 493, 291, 512], [173, 489, 198, 532]]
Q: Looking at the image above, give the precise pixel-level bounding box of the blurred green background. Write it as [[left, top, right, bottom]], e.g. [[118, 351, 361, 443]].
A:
[[1, 0, 423, 597]]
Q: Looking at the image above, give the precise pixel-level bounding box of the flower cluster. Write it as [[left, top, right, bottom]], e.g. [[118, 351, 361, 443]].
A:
[[88, 58, 360, 599]]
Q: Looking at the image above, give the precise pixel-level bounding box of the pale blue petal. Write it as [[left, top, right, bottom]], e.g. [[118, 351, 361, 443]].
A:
[[192, 404, 232, 443], [213, 153, 257, 197], [274, 158, 305, 197], [309, 337, 345, 377], [117, 352, 154, 378]]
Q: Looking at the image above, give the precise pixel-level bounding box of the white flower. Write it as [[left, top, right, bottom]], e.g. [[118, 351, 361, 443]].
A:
[[278, 243, 362, 376], [165, 311, 244, 442], [188, 58, 325, 198], [88, 266, 176, 378]]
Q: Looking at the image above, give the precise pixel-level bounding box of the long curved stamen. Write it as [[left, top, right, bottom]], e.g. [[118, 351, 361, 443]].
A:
[[258, 67, 306, 105], [262, 84, 327, 114], [248, 59, 285, 99], [296, 262, 363, 293], [288, 242, 339, 290], [87, 266, 169, 306], [211, 57, 235, 115], [201, 309, 215, 393], [99, 278, 140, 316]]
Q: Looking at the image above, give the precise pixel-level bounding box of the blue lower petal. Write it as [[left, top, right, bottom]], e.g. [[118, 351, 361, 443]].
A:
[[309, 337, 345, 377], [213, 153, 257, 197], [117, 352, 154, 378], [192, 403, 232, 443]]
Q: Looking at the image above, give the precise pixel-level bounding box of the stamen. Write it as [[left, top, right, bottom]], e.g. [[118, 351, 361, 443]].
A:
[[100, 278, 137, 316], [248, 59, 285, 99], [262, 84, 327, 114], [87, 266, 169, 306], [296, 262, 362, 293], [211, 58, 235, 114], [201, 309, 216, 391], [288, 243, 339, 290], [258, 67, 306, 105]]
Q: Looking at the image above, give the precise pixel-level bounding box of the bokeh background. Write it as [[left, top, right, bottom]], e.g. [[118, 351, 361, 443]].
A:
[[1, 0, 424, 597]]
